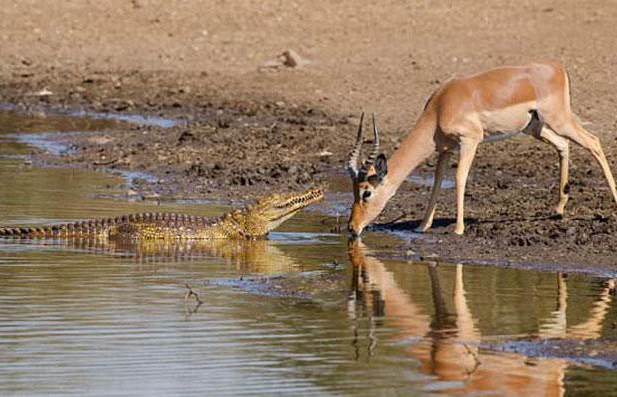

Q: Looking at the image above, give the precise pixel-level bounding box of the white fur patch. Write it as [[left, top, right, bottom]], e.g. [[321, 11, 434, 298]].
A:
[[479, 101, 536, 135]]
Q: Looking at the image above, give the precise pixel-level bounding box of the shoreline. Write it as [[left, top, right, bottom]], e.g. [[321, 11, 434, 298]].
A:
[[2, 70, 617, 271]]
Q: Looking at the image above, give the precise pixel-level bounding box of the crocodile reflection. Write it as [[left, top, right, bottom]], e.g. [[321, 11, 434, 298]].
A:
[[0, 237, 302, 274], [348, 240, 615, 396]]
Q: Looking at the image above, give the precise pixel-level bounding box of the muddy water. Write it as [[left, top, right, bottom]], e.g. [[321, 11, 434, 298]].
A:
[[1, 110, 617, 397]]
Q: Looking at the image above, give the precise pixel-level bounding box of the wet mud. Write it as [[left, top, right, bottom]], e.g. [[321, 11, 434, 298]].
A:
[[209, 264, 345, 300], [489, 339, 617, 370], [2, 78, 353, 202]]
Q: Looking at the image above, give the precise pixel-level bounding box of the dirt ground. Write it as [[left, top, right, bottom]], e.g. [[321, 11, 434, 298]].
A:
[[2, 0, 617, 268]]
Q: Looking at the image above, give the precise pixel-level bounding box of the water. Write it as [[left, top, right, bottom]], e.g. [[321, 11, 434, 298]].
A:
[[1, 109, 617, 396], [0, 103, 179, 128]]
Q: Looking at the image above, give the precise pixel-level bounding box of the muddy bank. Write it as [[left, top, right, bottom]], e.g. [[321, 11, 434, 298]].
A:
[[208, 265, 345, 301], [3, 71, 617, 269], [489, 338, 617, 370], [0, 71, 372, 201]]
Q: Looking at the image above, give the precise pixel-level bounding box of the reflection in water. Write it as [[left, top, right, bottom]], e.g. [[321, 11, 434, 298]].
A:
[[0, 237, 308, 275], [347, 240, 615, 396]]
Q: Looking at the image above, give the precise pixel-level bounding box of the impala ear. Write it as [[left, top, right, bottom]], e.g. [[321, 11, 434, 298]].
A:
[[374, 154, 388, 179], [366, 154, 388, 187]]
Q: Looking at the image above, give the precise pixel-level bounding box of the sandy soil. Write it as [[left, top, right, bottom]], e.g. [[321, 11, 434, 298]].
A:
[[2, 0, 617, 268]]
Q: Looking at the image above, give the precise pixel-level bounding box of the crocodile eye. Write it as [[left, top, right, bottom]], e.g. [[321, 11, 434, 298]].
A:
[[362, 190, 372, 201]]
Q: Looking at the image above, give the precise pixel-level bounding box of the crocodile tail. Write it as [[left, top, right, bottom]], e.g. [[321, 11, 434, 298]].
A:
[[0, 213, 162, 239], [0, 212, 204, 239], [0, 225, 57, 237], [0, 217, 121, 238]]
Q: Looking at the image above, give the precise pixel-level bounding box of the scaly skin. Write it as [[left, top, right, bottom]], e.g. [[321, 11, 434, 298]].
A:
[[0, 188, 324, 240]]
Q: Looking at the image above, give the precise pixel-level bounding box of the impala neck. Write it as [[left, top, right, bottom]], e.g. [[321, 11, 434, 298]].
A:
[[383, 113, 437, 197]]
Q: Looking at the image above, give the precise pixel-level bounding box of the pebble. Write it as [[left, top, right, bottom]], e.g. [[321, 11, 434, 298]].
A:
[[33, 88, 53, 96], [282, 49, 302, 68]]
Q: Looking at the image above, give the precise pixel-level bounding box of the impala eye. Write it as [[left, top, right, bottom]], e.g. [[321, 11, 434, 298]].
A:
[[362, 190, 372, 201]]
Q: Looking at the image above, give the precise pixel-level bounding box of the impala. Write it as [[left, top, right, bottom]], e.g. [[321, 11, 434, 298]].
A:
[[347, 61, 617, 237]]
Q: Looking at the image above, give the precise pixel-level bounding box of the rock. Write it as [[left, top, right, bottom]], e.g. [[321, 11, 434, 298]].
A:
[[33, 88, 53, 96], [87, 136, 113, 145], [282, 49, 303, 68]]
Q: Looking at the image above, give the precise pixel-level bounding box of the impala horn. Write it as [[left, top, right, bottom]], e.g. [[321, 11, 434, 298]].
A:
[[365, 114, 380, 166], [358, 114, 380, 175], [347, 112, 365, 180]]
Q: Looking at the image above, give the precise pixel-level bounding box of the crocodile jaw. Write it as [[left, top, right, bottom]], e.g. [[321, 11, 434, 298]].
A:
[[241, 188, 325, 236]]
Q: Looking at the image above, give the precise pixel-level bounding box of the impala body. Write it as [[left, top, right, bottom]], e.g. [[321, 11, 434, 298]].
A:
[[348, 61, 617, 236]]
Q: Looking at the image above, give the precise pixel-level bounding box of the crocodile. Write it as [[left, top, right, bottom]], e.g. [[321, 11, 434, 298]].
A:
[[0, 188, 324, 240]]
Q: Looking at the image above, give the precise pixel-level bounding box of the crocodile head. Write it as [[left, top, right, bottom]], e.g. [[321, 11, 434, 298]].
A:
[[237, 188, 325, 237]]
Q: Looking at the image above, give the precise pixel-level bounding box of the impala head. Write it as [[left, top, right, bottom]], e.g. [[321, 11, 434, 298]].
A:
[[237, 188, 325, 237], [347, 113, 389, 238]]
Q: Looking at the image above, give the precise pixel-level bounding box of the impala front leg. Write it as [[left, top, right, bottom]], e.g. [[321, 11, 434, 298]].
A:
[[454, 137, 480, 235], [417, 151, 451, 232]]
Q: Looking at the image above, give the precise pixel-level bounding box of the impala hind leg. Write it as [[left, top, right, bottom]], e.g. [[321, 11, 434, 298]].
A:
[[549, 119, 617, 207], [416, 151, 451, 232], [533, 127, 570, 215], [454, 138, 480, 235]]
